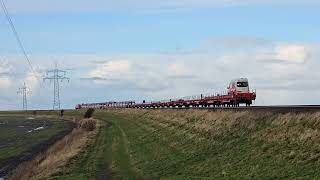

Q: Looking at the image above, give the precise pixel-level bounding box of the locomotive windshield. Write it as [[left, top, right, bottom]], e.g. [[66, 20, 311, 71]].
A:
[[237, 82, 248, 87]]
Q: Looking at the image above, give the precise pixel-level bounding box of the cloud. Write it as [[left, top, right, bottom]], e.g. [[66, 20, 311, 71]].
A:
[[204, 36, 272, 49], [167, 75, 195, 80], [24, 71, 41, 94], [0, 77, 11, 89], [5, 0, 317, 14], [0, 72, 10, 77], [0, 59, 13, 77], [258, 44, 308, 64], [1, 39, 320, 109], [88, 60, 131, 82], [167, 63, 193, 78], [0, 59, 13, 88], [166, 63, 196, 80], [80, 77, 110, 81], [90, 60, 110, 65], [274, 44, 308, 64], [80, 41, 319, 104]]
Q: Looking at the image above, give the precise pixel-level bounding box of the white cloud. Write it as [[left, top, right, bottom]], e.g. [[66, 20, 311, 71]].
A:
[[257, 44, 308, 64], [204, 36, 271, 49], [0, 77, 10, 89], [88, 60, 131, 81], [24, 71, 41, 94], [5, 0, 317, 13], [275, 44, 308, 64], [1, 40, 320, 109], [167, 63, 190, 77], [80, 41, 319, 105], [254, 44, 310, 79], [0, 59, 12, 89], [0, 58, 12, 75]]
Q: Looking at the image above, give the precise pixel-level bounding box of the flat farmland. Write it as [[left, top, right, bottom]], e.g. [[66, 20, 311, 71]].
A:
[[0, 114, 73, 177]]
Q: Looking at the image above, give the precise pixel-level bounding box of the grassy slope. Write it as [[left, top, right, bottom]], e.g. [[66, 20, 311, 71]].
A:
[[59, 109, 320, 179]]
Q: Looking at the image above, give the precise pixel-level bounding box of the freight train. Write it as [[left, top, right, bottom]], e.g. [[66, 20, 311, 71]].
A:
[[75, 78, 256, 109]]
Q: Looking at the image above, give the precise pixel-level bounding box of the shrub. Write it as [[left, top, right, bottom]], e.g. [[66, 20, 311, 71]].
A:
[[84, 108, 95, 118]]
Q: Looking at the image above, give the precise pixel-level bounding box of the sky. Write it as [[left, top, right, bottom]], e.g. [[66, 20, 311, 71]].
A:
[[0, 0, 320, 110]]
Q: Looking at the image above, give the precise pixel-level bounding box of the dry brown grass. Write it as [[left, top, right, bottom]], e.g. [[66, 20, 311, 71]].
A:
[[116, 109, 260, 136], [79, 118, 97, 131], [10, 118, 99, 180], [108, 109, 320, 145], [253, 112, 320, 143]]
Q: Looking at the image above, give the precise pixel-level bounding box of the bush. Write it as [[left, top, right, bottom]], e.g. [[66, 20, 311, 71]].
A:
[[84, 108, 95, 118]]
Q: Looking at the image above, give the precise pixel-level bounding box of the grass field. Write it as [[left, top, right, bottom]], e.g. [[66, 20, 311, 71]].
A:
[[52, 109, 320, 179], [0, 112, 73, 177]]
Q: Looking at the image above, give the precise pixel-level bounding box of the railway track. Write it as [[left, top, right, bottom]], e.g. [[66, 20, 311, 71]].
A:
[[128, 105, 320, 113], [230, 105, 320, 112], [74, 105, 320, 113]]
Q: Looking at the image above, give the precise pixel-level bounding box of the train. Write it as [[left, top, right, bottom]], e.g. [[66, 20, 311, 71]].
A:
[[75, 78, 256, 109]]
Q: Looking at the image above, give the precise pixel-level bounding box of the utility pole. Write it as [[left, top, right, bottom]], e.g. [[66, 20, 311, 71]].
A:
[[17, 82, 31, 110], [43, 63, 69, 110]]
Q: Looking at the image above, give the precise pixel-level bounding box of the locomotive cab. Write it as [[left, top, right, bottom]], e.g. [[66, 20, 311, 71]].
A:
[[228, 78, 250, 94], [75, 104, 82, 109], [228, 78, 256, 106]]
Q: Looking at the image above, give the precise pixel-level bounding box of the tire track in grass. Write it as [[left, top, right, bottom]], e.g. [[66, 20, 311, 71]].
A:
[[118, 114, 197, 178], [58, 113, 139, 180], [58, 120, 113, 179], [95, 121, 113, 180], [110, 118, 142, 180]]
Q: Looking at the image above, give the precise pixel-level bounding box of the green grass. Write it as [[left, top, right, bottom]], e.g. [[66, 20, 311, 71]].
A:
[[58, 112, 142, 180], [57, 110, 320, 179]]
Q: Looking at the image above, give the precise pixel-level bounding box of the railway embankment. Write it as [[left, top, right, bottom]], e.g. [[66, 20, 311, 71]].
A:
[[59, 109, 320, 179]]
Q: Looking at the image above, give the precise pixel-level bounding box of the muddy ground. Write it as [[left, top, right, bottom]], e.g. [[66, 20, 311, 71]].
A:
[[0, 117, 74, 178]]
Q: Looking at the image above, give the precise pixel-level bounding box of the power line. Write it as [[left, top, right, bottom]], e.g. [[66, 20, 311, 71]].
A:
[[0, 0, 42, 83], [17, 82, 31, 110], [43, 63, 70, 110]]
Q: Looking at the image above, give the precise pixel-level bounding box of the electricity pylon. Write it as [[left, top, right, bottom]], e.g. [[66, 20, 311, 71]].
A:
[[43, 63, 69, 110], [17, 82, 31, 110]]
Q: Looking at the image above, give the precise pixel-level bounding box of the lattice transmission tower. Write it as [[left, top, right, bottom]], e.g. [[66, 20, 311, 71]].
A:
[[43, 64, 69, 110], [17, 82, 31, 110]]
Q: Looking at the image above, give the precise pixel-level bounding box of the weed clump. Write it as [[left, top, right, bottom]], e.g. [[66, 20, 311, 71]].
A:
[[84, 108, 95, 118], [79, 119, 96, 131]]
